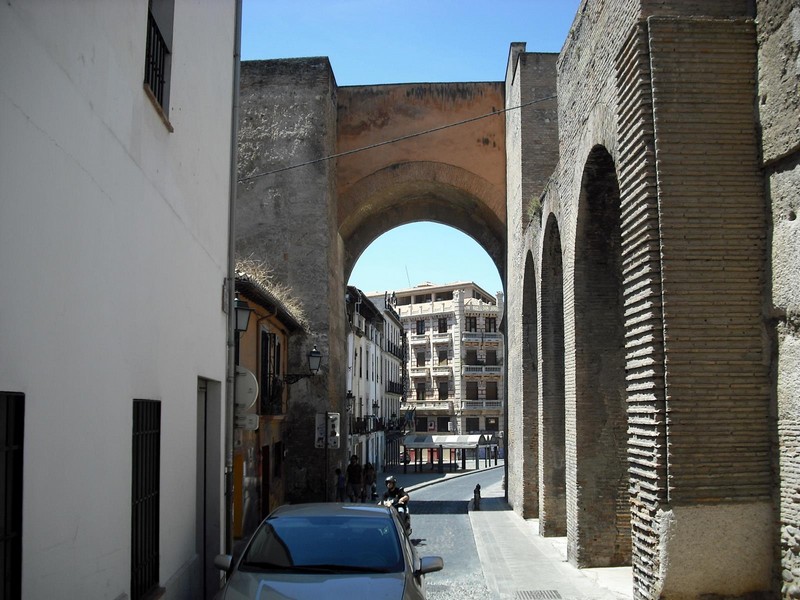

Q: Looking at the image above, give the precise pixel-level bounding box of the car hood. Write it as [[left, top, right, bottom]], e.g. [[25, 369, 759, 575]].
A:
[[222, 571, 408, 600]]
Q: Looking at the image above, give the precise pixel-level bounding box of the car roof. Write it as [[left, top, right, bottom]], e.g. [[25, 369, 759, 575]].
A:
[[268, 503, 392, 520]]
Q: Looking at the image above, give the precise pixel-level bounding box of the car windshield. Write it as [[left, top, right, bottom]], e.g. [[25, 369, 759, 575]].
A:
[[241, 514, 404, 573]]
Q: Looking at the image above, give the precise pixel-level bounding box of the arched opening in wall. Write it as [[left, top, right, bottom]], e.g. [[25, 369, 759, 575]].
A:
[[521, 251, 539, 518], [540, 214, 566, 537], [572, 145, 628, 568], [346, 222, 504, 465]]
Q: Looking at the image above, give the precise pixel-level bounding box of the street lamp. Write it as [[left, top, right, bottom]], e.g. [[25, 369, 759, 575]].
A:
[[346, 391, 355, 413], [372, 400, 380, 415], [284, 345, 323, 384], [233, 294, 253, 366]]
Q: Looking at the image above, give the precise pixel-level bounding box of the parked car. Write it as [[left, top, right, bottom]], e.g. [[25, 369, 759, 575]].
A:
[[214, 503, 444, 599]]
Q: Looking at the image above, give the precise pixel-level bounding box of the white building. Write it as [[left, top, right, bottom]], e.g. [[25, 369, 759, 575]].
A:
[[392, 282, 505, 438], [0, 2, 239, 598], [345, 287, 388, 474]]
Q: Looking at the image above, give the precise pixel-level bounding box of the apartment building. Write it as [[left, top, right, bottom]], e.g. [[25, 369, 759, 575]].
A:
[[391, 282, 504, 437]]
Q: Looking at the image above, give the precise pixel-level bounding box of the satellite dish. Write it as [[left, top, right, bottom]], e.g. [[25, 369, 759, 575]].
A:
[[235, 366, 259, 410]]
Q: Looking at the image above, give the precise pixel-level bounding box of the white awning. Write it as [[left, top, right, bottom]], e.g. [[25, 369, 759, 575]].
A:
[[401, 434, 496, 449]]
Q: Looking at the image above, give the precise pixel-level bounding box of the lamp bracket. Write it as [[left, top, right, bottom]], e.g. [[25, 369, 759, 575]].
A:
[[284, 373, 312, 385]]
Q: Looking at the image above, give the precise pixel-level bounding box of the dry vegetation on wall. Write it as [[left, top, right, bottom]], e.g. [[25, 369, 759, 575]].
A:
[[235, 256, 308, 328]]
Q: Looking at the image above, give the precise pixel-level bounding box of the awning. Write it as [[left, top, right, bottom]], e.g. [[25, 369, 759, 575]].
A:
[[401, 434, 496, 449]]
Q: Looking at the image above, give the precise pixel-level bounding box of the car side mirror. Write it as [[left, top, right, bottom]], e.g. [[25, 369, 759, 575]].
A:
[[214, 554, 233, 573], [416, 555, 444, 576]]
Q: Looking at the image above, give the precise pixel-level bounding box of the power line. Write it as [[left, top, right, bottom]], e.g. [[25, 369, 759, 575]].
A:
[[237, 95, 557, 184]]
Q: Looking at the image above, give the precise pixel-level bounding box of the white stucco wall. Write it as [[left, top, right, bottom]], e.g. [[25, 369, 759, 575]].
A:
[[0, 1, 235, 598]]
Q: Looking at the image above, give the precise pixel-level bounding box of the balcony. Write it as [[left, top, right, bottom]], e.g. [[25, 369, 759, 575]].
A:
[[408, 334, 428, 346], [461, 400, 503, 411], [409, 400, 453, 412], [461, 331, 503, 346], [462, 365, 503, 376], [431, 364, 452, 377], [431, 332, 451, 345], [410, 366, 428, 378]]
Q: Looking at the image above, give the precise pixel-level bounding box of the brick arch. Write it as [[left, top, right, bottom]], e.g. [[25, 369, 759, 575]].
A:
[[540, 213, 566, 537], [339, 161, 506, 283], [521, 249, 539, 518], [572, 145, 630, 567]]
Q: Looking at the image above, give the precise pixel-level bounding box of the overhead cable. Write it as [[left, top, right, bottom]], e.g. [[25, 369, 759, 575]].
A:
[[237, 95, 557, 184]]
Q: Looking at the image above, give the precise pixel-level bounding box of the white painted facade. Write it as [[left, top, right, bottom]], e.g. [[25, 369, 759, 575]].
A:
[[0, 2, 237, 598]]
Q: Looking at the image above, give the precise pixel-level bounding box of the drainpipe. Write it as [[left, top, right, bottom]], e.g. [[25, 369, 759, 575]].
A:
[[225, 0, 243, 556]]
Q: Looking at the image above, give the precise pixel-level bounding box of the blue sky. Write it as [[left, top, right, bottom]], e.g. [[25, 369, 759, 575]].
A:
[[241, 0, 581, 293]]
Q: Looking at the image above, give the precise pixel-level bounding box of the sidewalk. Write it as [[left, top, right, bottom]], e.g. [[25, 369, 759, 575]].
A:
[[392, 461, 633, 600]]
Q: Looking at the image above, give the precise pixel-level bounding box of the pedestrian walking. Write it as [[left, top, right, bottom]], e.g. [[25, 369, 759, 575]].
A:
[[363, 461, 376, 500], [334, 467, 346, 502], [346, 454, 364, 502]]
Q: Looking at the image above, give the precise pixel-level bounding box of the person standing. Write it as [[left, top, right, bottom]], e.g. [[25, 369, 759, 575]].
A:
[[333, 468, 346, 502], [363, 462, 376, 500], [346, 454, 363, 502]]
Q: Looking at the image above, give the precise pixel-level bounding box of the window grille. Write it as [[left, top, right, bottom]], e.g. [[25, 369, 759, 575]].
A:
[[144, 10, 169, 108], [131, 400, 161, 600], [1, 392, 24, 600]]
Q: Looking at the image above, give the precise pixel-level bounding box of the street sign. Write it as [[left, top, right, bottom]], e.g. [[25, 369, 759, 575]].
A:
[[235, 366, 258, 410], [235, 414, 259, 431], [315, 412, 340, 448]]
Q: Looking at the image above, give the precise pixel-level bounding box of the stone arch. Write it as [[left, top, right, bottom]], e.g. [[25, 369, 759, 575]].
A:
[[540, 213, 566, 536], [571, 145, 630, 567], [521, 250, 539, 518], [339, 161, 505, 284]]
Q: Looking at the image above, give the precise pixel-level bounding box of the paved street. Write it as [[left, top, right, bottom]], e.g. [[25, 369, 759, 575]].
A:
[[387, 462, 633, 600]]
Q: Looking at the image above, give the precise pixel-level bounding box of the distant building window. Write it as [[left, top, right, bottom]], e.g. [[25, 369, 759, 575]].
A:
[[485, 317, 496, 333], [1, 392, 24, 599], [437, 417, 450, 432], [416, 320, 425, 335], [438, 318, 448, 333], [466, 382, 479, 400], [438, 381, 448, 400], [131, 400, 161, 600], [466, 349, 478, 365], [466, 317, 477, 332], [416, 382, 426, 401], [485, 382, 498, 400], [438, 350, 448, 365], [416, 351, 426, 367], [144, 0, 174, 120], [486, 417, 499, 432], [485, 350, 497, 366], [466, 417, 480, 433]]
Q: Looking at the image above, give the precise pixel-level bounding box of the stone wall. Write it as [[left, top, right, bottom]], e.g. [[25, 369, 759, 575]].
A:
[[237, 58, 348, 502], [757, 0, 800, 597]]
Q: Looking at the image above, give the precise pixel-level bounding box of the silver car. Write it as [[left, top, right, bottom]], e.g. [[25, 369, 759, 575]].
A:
[[214, 503, 444, 599]]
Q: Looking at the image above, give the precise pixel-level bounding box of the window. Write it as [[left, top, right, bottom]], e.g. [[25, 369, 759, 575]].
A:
[[416, 382, 426, 401], [466, 317, 477, 332], [416, 351, 426, 367], [132, 400, 161, 600], [144, 0, 174, 118], [466, 417, 480, 433], [438, 318, 448, 333], [438, 349, 448, 365], [437, 417, 450, 432], [1, 393, 24, 600], [438, 381, 448, 400], [485, 350, 497, 366], [415, 417, 427, 432], [260, 331, 281, 414], [486, 417, 499, 432], [485, 317, 496, 333], [466, 382, 479, 400], [485, 382, 498, 400], [465, 349, 478, 365], [416, 320, 425, 335]]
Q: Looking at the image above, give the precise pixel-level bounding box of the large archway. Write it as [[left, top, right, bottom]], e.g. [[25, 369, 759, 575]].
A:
[[521, 251, 539, 518], [572, 146, 629, 567], [540, 214, 566, 537]]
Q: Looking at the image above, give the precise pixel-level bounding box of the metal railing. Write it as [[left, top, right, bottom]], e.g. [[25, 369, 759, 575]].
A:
[[144, 10, 169, 108]]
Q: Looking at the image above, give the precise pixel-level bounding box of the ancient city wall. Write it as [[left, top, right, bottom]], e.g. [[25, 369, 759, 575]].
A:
[[237, 58, 348, 502], [757, 0, 800, 596]]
